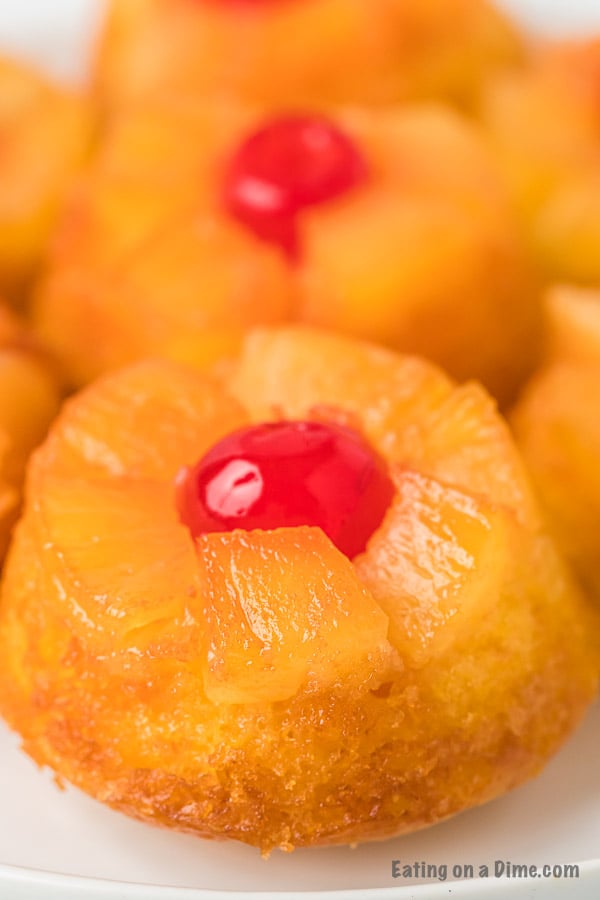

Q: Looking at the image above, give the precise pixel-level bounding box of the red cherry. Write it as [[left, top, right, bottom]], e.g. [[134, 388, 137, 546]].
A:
[[177, 420, 393, 558], [222, 115, 369, 259]]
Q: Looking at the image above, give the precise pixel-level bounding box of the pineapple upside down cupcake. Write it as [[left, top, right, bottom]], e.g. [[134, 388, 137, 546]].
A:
[[0, 327, 595, 853], [34, 102, 540, 405], [0, 304, 61, 560], [0, 55, 92, 300], [94, 0, 525, 114], [512, 286, 600, 611], [483, 39, 600, 287]]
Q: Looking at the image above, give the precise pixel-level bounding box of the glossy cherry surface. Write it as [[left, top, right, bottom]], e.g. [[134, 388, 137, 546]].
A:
[[222, 115, 369, 259], [177, 419, 393, 558]]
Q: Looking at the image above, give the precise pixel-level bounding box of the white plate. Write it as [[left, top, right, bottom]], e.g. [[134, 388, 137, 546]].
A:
[[1, 703, 599, 898], [0, 2, 599, 898]]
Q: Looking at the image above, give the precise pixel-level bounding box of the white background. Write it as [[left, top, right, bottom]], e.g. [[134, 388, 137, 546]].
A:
[[0, 1, 599, 898]]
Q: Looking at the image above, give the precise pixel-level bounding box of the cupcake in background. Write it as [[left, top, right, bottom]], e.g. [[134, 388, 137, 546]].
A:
[[34, 101, 540, 406], [94, 0, 526, 115], [0, 303, 61, 560], [0, 54, 92, 301], [483, 39, 600, 287], [512, 285, 600, 620]]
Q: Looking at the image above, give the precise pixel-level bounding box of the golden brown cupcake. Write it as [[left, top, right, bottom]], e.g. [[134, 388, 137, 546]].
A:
[[94, 0, 525, 114], [0, 55, 92, 299], [34, 103, 540, 405], [512, 285, 600, 610], [0, 303, 61, 559], [483, 39, 600, 287], [0, 327, 595, 853]]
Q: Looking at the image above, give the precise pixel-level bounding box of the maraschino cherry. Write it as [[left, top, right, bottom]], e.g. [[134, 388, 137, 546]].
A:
[[177, 420, 394, 558], [222, 115, 369, 259]]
